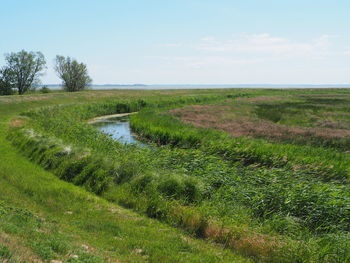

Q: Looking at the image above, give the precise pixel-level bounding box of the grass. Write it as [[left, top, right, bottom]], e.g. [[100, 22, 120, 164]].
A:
[[0, 89, 254, 262], [132, 109, 350, 182], [171, 93, 350, 151], [2, 88, 350, 262]]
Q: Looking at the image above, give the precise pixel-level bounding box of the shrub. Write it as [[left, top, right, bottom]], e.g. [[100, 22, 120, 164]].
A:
[[40, 86, 50, 93]]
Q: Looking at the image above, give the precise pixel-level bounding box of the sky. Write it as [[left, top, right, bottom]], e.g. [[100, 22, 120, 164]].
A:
[[1, 0, 350, 84]]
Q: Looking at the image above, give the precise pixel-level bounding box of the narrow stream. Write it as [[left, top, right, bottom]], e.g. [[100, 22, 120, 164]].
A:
[[92, 116, 146, 146]]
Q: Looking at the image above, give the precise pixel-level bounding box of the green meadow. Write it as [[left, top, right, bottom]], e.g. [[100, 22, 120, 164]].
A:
[[1, 88, 349, 262]]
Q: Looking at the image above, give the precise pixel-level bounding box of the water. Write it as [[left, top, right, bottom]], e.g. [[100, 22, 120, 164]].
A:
[[43, 84, 350, 90], [92, 116, 145, 146]]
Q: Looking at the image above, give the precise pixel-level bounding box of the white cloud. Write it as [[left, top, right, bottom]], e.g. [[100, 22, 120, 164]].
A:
[[313, 34, 331, 49], [143, 34, 350, 84], [247, 33, 287, 45], [146, 55, 263, 69], [195, 34, 331, 56], [152, 34, 337, 72]]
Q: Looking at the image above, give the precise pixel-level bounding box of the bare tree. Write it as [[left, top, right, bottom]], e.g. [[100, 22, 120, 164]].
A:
[[54, 55, 92, 92], [2, 50, 46, 95]]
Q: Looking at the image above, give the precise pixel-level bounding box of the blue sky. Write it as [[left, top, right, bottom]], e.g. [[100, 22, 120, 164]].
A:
[[1, 0, 350, 84]]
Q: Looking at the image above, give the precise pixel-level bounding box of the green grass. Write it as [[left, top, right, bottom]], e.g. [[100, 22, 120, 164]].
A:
[[0, 89, 255, 262], [131, 109, 350, 182], [2, 88, 350, 262]]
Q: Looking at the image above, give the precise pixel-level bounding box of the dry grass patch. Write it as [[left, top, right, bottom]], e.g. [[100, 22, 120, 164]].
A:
[[0, 231, 42, 263], [170, 105, 350, 141], [9, 118, 26, 128], [236, 96, 285, 103]]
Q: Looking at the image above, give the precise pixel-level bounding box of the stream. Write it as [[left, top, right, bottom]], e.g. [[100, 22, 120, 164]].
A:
[[91, 115, 146, 146]]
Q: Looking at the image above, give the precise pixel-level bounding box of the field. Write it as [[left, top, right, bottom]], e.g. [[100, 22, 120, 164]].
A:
[[0, 88, 349, 262]]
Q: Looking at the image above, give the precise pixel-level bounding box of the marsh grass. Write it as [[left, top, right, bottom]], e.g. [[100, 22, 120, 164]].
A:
[[132, 109, 350, 182], [5, 89, 350, 262]]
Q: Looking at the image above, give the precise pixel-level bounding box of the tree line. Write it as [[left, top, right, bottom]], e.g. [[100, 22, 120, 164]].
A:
[[0, 50, 92, 95]]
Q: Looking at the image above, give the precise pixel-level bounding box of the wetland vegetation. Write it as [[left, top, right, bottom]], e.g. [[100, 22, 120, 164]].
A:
[[1, 88, 349, 262]]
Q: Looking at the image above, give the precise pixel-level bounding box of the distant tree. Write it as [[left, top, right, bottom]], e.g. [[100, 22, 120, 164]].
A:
[[40, 86, 50, 93], [54, 55, 92, 92], [2, 50, 46, 95], [0, 68, 15, 95]]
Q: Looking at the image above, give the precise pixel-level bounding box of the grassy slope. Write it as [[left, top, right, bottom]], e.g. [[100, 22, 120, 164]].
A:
[[0, 91, 249, 262]]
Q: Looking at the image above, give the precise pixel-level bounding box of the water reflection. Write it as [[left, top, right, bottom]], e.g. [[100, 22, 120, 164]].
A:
[[92, 116, 145, 146]]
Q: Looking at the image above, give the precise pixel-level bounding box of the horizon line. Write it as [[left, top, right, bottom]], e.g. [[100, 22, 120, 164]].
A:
[[40, 83, 350, 86]]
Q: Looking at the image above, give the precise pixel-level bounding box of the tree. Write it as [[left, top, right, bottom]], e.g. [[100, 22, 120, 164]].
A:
[[54, 55, 92, 92], [2, 50, 46, 95], [0, 68, 15, 95]]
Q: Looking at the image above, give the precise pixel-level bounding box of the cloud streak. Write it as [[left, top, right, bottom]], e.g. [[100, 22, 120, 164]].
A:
[[155, 33, 335, 69], [146, 55, 263, 68], [196, 34, 332, 56]]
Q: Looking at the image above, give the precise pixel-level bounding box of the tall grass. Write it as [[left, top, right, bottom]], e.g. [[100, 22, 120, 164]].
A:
[[6, 93, 350, 263], [131, 110, 350, 183]]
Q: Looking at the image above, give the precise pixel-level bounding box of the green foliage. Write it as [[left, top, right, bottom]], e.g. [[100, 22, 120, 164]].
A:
[[2, 50, 46, 94], [40, 86, 50, 93], [55, 55, 92, 92], [0, 81, 14, 95], [0, 68, 15, 95]]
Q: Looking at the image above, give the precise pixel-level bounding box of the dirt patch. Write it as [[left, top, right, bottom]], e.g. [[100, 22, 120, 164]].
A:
[[0, 98, 12, 103], [171, 105, 231, 119], [315, 120, 349, 129], [0, 94, 52, 104], [9, 118, 26, 128], [21, 95, 51, 101]]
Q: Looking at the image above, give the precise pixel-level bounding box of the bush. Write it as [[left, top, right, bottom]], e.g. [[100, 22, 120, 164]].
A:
[[0, 80, 14, 95], [40, 86, 50, 93]]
